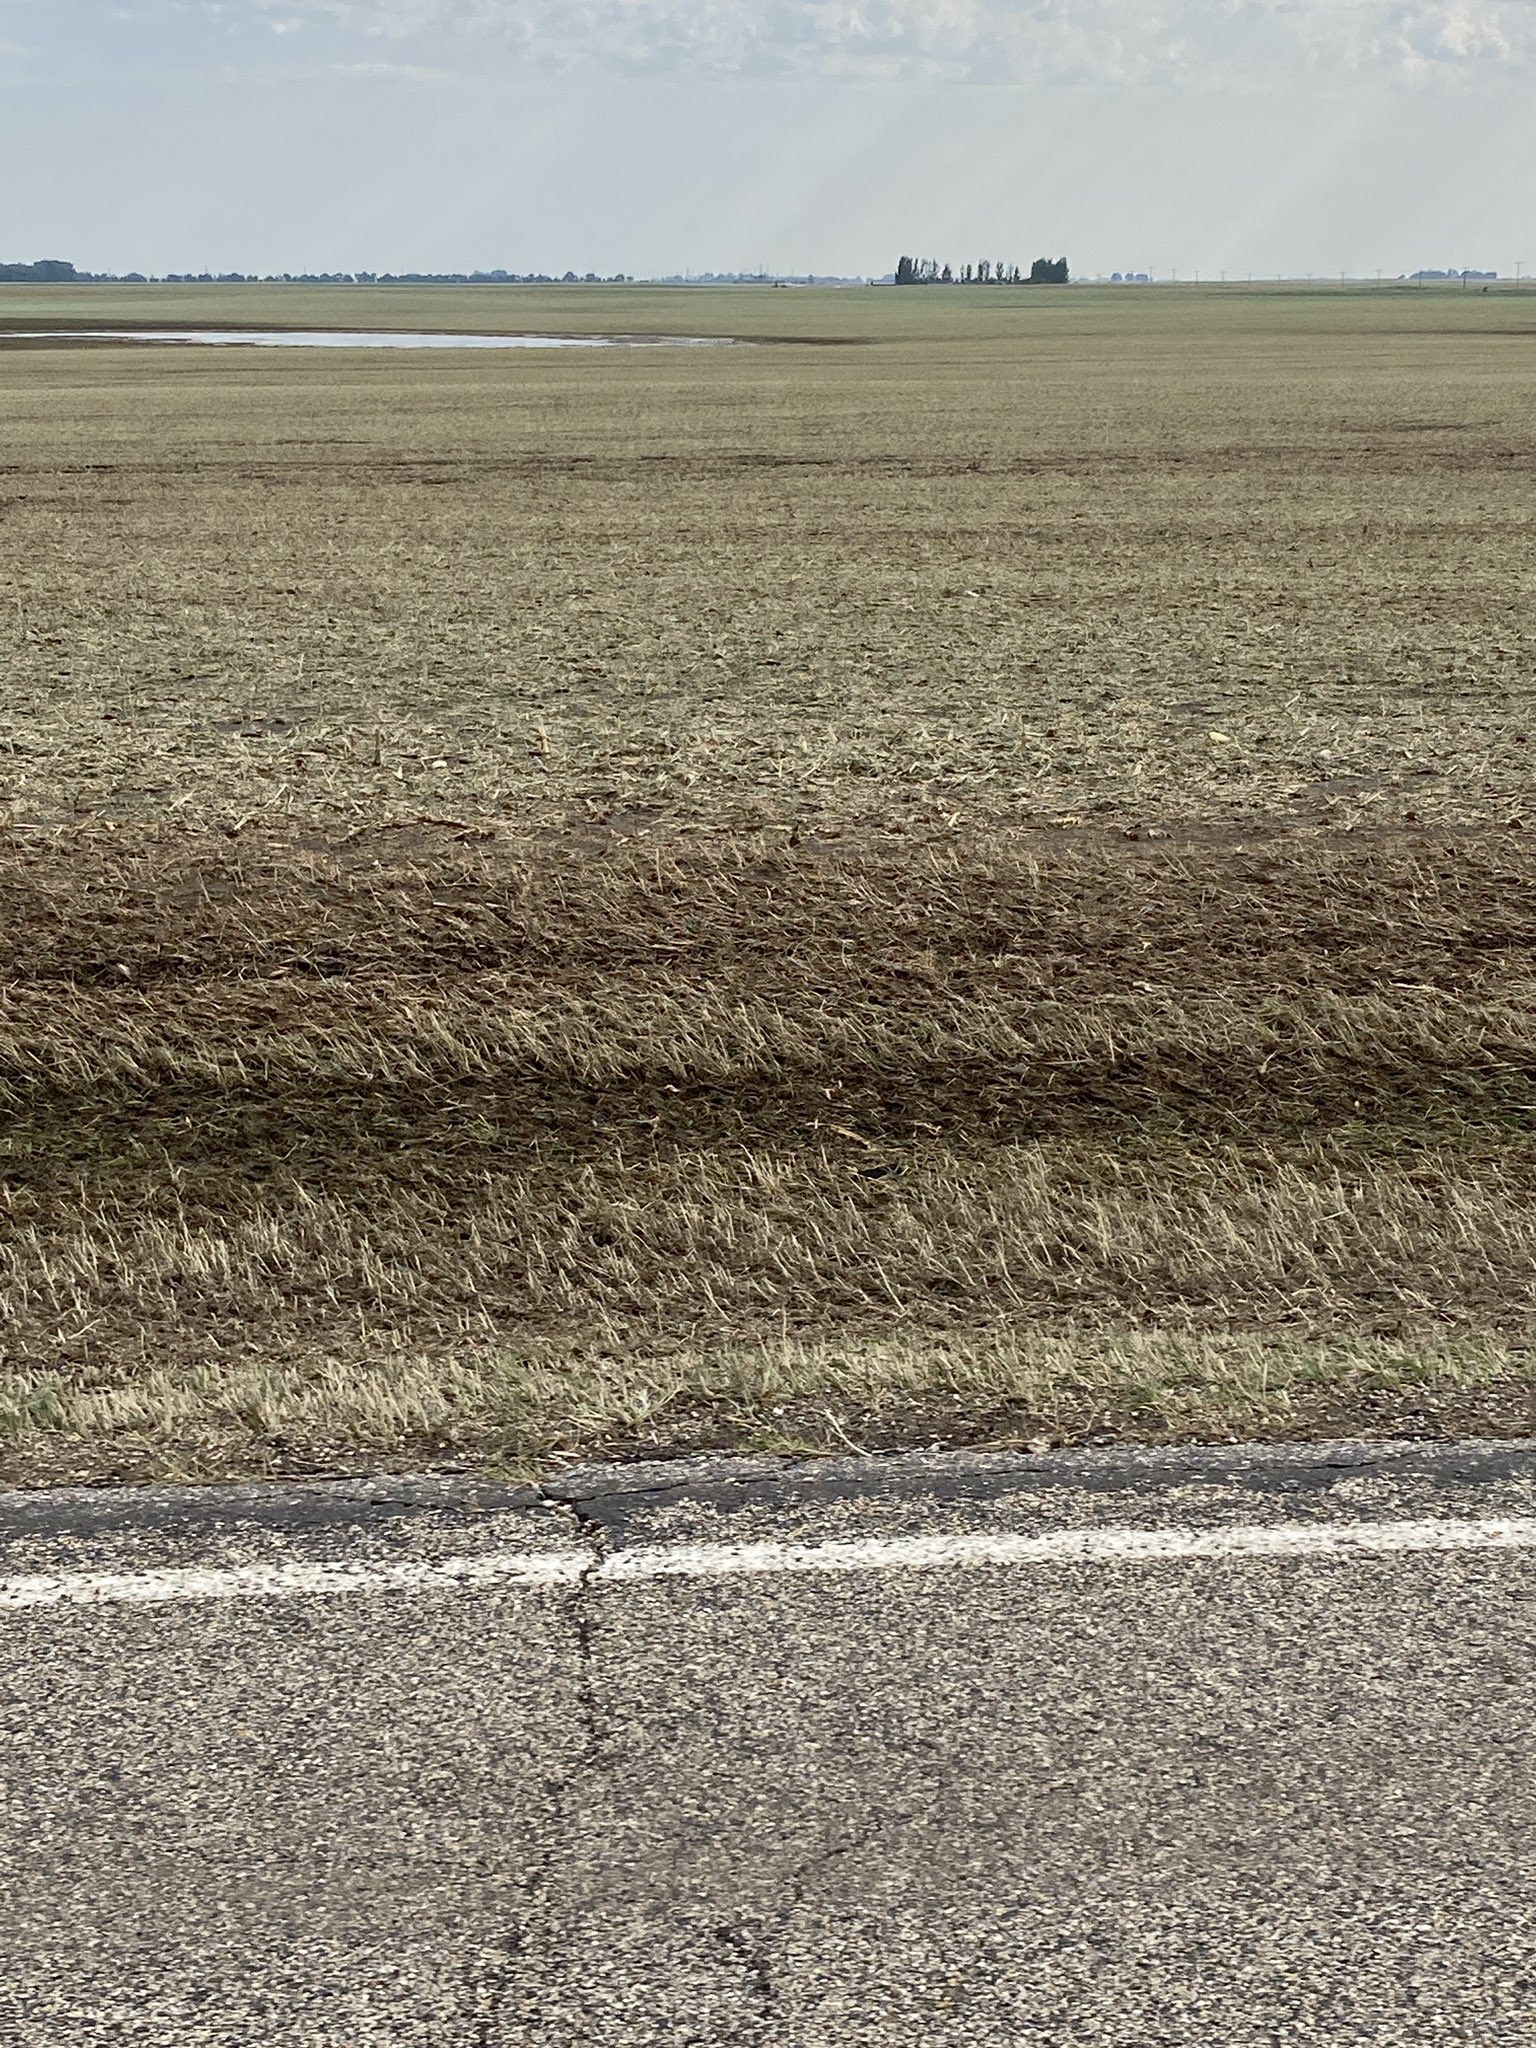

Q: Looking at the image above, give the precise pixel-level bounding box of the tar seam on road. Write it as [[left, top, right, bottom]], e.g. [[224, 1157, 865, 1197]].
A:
[[4, 1514, 1536, 1612]]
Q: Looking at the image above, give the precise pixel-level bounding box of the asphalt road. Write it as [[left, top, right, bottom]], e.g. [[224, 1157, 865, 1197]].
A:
[[2, 1439, 1535, 2045]]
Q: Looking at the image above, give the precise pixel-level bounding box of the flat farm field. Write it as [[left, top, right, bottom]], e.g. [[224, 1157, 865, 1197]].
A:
[[2, 281, 1534, 1481]]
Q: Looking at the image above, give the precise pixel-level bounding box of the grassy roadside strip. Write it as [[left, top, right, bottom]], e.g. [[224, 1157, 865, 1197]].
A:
[[3, 1330, 1530, 1489]]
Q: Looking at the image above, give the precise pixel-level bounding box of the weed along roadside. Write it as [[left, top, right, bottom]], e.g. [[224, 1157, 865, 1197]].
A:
[[0, 281, 1533, 1484]]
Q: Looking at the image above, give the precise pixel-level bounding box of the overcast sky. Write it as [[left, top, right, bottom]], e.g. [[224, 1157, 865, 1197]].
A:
[[3, 0, 1532, 277]]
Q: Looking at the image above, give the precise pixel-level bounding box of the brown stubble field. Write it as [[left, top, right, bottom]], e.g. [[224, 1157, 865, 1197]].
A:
[[1, 281, 1534, 1482]]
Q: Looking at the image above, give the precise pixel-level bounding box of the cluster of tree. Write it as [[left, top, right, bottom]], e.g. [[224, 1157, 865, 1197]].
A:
[[893, 256, 1069, 286], [0, 259, 84, 283], [1409, 268, 1497, 282]]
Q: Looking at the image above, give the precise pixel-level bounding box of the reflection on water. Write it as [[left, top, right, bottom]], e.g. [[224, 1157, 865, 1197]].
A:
[[6, 329, 733, 350]]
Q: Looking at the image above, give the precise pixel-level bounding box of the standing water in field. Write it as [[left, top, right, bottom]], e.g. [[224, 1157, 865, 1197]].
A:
[[2, 329, 736, 350]]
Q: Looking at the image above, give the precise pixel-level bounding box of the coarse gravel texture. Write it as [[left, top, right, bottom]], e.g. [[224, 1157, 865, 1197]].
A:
[[3, 1441, 1534, 2043]]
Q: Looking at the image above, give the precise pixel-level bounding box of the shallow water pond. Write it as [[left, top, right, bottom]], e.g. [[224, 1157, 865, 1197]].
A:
[[4, 329, 734, 350]]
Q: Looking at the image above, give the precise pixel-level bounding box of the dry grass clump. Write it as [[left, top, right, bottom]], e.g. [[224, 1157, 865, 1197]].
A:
[[1, 821, 1532, 1480], [6, 1135, 1534, 1360], [0, 283, 1532, 1479]]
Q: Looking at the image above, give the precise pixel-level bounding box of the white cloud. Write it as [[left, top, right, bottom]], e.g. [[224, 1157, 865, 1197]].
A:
[[192, 0, 1536, 84]]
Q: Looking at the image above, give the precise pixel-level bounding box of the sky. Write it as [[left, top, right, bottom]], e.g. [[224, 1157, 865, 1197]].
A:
[[2, 0, 1532, 278]]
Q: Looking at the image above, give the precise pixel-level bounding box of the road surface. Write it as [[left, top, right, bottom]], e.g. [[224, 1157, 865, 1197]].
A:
[[2, 1439, 1534, 2044]]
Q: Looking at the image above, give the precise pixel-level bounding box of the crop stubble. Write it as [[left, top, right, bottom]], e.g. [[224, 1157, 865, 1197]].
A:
[[1, 284, 1533, 1479]]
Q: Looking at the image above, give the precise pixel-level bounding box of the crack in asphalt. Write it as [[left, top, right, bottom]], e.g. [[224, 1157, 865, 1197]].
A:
[[556, 1488, 613, 1771], [714, 1920, 778, 2034], [464, 1492, 609, 2044], [707, 1792, 955, 2037], [518, 1476, 1005, 2038], [467, 1927, 526, 2048], [451, 1444, 1536, 2038]]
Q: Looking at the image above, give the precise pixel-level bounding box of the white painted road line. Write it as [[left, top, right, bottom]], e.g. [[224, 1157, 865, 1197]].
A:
[[596, 1514, 1536, 1582], [3, 1514, 1536, 1613], [0, 1550, 587, 1612]]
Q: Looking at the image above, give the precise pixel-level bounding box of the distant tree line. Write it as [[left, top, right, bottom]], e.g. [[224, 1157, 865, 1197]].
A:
[[0, 259, 635, 286], [893, 256, 1069, 285], [654, 272, 870, 285]]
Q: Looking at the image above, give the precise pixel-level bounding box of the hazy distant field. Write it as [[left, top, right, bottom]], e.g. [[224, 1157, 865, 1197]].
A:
[[1, 282, 1533, 1481]]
